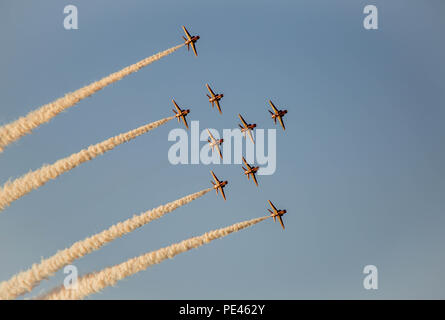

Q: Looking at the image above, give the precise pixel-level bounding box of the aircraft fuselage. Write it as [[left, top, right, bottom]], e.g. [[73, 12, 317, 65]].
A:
[[209, 139, 223, 147], [272, 110, 287, 118], [186, 35, 200, 45], [209, 94, 223, 102], [241, 124, 256, 132], [214, 181, 228, 189], [272, 209, 287, 217], [176, 109, 190, 118], [244, 167, 259, 175]]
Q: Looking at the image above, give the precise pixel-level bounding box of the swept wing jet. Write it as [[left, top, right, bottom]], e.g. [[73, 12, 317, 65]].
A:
[[238, 114, 256, 144], [172, 99, 190, 129], [207, 129, 224, 159], [182, 26, 200, 57], [242, 156, 259, 187], [268, 100, 288, 131], [210, 170, 228, 200], [206, 84, 224, 114], [267, 200, 287, 230]]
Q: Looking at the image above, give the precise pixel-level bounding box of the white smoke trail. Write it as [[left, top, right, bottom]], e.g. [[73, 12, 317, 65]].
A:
[[0, 116, 174, 212], [0, 188, 211, 300], [41, 216, 268, 300], [0, 44, 183, 153]]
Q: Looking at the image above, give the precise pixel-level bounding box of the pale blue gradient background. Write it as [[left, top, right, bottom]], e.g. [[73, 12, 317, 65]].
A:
[[0, 0, 444, 299]]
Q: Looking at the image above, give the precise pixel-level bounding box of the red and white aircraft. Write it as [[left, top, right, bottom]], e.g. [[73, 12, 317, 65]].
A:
[[210, 170, 228, 200], [268, 100, 288, 131], [207, 129, 224, 159], [242, 156, 259, 187], [206, 84, 224, 114], [172, 99, 190, 129], [238, 114, 256, 144], [182, 26, 200, 57], [267, 200, 287, 230]]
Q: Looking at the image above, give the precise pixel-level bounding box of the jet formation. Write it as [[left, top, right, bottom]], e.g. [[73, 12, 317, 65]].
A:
[[178, 26, 288, 229]]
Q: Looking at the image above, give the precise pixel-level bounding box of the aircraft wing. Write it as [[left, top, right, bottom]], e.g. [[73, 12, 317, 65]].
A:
[[268, 200, 278, 212], [238, 114, 248, 127], [206, 129, 215, 142], [252, 173, 258, 187], [242, 156, 251, 170], [211, 170, 220, 183], [172, 99, 181, 112], [215, 100, 222, 114], [269, 100, 279, 113], [278, 116, 286, 130], [182, 25, 192, 39], [247, 129, 255, 144], [215, 144, 223, 159], [220, 187, 226, 200], [278, 215, 285, 230], [181, 115, 189, 129], [206, 84, 216, 97], [190, 42, 198, 57]]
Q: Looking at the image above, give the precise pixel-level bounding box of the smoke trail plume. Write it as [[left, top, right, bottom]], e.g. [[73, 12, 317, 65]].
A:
[[0, 116, 173, 212], [41, 216, 268, 300], [0, 188, 211, 300], [0, 44, 183, 153]]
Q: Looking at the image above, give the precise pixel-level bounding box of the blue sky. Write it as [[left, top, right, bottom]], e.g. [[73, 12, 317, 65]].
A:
[[0, 0, 444, 299]]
